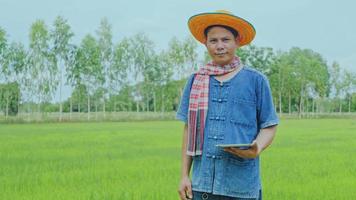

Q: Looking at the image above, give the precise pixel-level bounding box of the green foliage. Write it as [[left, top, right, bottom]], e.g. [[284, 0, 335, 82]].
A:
[[0, 82, 20, 115], [236, 44, 276, 75], [0, 27, 7, 69], [27, 20, 58, 107], [269, 47, 330, 114]]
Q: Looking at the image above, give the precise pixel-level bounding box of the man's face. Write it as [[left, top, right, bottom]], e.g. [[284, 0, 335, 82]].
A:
[[205, 26, 239, 66]]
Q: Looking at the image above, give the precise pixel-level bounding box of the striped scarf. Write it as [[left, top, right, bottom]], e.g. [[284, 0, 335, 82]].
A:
[[187, 56, 242, 156]]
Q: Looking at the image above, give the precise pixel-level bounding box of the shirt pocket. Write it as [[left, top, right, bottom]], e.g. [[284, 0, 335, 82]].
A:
[[228, 98, 258, 143], [231, 98, 257, 125]]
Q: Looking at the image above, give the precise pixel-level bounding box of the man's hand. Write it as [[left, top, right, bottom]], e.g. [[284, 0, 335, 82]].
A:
[[224, 126, 277, 158], [178, 176, 193, 200], [224, 140, 261, 158]]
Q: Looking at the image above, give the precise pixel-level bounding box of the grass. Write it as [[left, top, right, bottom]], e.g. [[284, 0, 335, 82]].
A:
[[0, 119, 355, 199]]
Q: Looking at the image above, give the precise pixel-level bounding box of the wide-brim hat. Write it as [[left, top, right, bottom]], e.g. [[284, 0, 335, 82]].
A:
[[188, 10, 256, 46]]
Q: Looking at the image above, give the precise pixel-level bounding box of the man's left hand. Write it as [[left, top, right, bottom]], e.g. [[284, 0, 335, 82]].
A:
[[223, 140, 261, 158]]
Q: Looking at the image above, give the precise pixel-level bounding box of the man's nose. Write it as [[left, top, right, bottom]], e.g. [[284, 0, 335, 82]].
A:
[[216, 41, 225, 50]]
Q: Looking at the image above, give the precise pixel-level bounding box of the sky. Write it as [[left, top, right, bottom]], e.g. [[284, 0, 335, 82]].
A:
[[1, 0, 355, 100]]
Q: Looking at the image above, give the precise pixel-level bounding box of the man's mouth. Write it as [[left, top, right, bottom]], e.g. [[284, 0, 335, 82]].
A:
[[215, 53, 227, 56]]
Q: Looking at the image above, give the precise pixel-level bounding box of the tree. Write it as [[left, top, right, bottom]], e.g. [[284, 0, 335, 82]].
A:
[[141, 53, 165, 112], [2, 42, 26, 117], [0, 27, 8, 115], [128, 32, 155, 112], [168, 36, 198, 80], [0, 82, 20, 116], [27, 20, 58, 115], [341, 70, 356, 113], [167, 36, 198, 112], [70, 83, 87, 113], [96, 18, 113, 116], [329, 62, 343, 112], [269, 51, 295, 115], [155, 50, 174, 112], [75, 34, 102, 120], [269, 48, 329, 117], [111, 37, 131, 110], [236, 44, 276, 75], [285, 48, 329, 117], [50, 16, 74, 121]]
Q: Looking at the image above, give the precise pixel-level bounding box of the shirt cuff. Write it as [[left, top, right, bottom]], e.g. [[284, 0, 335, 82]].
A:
[[259, 119, 279, 129]]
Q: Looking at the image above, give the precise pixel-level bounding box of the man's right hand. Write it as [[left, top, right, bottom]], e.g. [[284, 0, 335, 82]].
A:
[[178, 176, 193, 200]]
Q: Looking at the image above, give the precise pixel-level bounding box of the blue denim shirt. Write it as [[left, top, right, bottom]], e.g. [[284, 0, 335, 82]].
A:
[[176, 67, 279, 198]]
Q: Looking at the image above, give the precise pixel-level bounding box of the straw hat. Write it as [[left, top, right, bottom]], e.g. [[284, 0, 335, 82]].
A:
[[188, 10, 256, 46]]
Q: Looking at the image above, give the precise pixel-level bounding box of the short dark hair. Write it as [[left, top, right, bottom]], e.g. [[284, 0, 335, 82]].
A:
[[204, 25, 239, 39]]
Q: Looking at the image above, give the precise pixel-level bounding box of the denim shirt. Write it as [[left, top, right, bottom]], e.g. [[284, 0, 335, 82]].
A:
[[176, 66, 279, 198]]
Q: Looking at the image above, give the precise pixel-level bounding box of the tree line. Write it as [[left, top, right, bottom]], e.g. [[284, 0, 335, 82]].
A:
[[0, 17, 355, 121]]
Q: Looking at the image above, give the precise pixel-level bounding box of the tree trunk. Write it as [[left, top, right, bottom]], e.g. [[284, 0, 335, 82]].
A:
[[17, 91, 20, 120], [306, 98, 309, 117], [27, 101, 31, 121], [153, 92, 156, 113], [278, 90, 282, 115], [339, 99, 342, 113], [103, 98, 106, 119], [95, 103, 98, 121], [161, 90, 165, 113], [70, 97, 73, 120], [299, 84, 303, 119], [38, 95, 41, 121], [312, 98, 315, 117], [87, 94, 90, 121], [299, 95, 303, 119], [146, 94, 149, 112], [59, 78, 63, 122], [59, 102, 63, 122], [288, 92, 291, 115], [5, 95, 9, 120], [348, 96, 351, 113]]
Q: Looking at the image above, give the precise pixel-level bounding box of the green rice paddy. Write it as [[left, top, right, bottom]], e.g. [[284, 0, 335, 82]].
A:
[[0, 119, 355, 199]]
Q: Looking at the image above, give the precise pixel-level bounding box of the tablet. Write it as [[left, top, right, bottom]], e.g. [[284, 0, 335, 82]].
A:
[[215, 143, 252, 148]]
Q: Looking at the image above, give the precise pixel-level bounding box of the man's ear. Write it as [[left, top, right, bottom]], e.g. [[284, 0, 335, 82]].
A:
[[235, 37, 240, 48]]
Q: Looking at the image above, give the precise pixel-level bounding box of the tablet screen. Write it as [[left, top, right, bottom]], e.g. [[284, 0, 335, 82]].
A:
[[215, 143, 252, 148]]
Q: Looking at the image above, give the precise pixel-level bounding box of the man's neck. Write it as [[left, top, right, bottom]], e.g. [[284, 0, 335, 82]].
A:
[[214, 65, 242, 82]]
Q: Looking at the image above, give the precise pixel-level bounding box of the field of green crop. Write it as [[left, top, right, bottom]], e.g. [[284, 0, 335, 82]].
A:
[[1, 119, 355, 200]]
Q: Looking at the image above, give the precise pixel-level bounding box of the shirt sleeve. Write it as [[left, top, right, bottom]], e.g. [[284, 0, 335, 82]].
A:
[[256, 75, 279, 129], [176, 74, 195, 123]]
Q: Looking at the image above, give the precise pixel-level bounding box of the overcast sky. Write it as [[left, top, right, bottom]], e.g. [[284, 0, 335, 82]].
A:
[[1, 0, 355, 100]]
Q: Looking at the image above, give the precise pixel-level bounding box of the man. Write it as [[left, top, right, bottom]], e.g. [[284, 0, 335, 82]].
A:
[[176, 10, 279, 200]]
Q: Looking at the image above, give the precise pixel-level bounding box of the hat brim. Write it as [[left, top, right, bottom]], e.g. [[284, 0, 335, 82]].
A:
[[188, 12, 256, 46]]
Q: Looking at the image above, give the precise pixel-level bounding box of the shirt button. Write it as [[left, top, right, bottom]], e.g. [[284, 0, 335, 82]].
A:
[[218, 98, 222, 102], [212, 155, 216, 159], [213, 136, 217, 139], [215, 116, 219, 120]]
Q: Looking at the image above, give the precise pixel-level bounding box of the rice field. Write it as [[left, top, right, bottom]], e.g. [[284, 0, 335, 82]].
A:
[[0, 119, 355, 199]]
